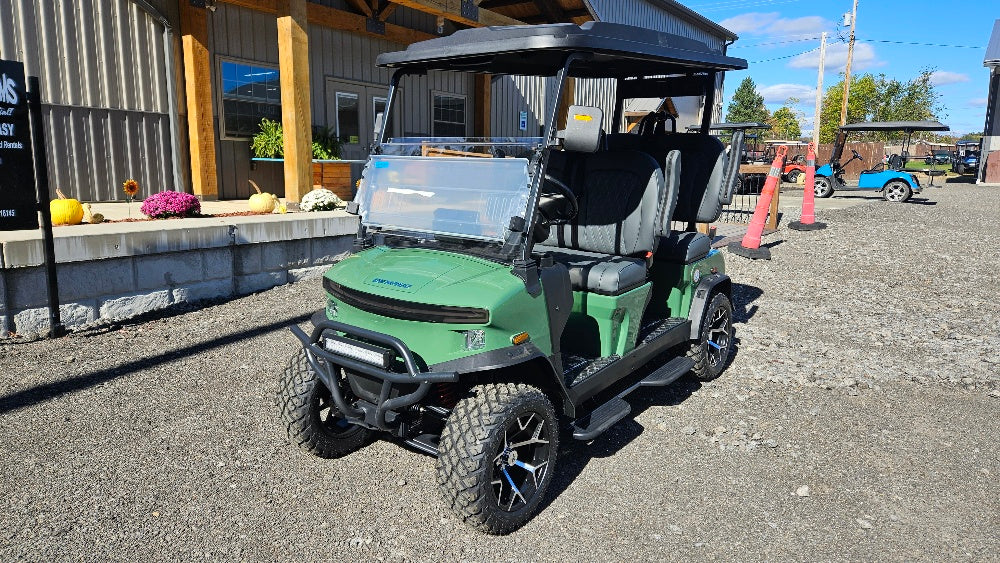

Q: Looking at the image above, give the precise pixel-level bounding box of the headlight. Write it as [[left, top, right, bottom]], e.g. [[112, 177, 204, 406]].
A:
[[326, 298, 338, 318]]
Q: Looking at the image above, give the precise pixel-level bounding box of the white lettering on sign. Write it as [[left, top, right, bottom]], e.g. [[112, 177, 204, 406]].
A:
[[1, 140, 23, 149], [0, 107, 12, 116], [0, 209, 16, 218], [0, 123, 14, 136], [0, 74, 17, 105]]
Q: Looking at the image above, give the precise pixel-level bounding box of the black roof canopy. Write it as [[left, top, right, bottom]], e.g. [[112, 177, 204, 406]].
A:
[[840, 120, 949, 132], [376, 22, 748, 78]]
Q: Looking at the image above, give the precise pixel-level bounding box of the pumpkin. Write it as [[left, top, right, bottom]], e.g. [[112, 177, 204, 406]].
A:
[[50, 189, 84, 225], [82, 203, 104, 224], [248, 180, 277, 213]]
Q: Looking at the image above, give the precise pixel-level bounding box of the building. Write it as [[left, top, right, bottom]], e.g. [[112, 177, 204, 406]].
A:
[[0, 0, 736, 203], [982, 18, 1000, 183]]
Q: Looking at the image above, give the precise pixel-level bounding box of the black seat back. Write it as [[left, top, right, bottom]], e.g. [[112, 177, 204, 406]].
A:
[[544, 150, 665, 257], [652, 133, 727, 223]]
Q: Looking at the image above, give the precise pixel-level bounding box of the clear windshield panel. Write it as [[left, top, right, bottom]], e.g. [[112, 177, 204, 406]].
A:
[[381, 137, 544, 159], [356, 154, 531, 242]]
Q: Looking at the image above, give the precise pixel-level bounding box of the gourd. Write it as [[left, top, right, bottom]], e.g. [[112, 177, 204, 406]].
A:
[[50, 189, 84, 225], [248, 180, 278, 213], [82, 203, 104, 224]]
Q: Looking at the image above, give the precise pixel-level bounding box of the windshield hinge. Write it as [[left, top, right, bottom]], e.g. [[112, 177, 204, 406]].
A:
[[512, 259, 542, 298]]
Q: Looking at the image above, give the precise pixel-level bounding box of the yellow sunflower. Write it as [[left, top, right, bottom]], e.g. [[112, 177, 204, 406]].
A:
[[123, 179, 140, 198]]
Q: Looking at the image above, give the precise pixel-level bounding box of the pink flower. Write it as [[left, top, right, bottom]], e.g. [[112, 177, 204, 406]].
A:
[[140, 191, 201, 218]]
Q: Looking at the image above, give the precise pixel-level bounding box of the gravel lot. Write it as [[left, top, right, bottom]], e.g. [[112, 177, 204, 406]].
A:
[[1, 183, 997, 560]]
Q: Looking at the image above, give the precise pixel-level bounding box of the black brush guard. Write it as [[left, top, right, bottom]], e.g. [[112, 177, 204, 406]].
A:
[[290, 319, 459, 433]]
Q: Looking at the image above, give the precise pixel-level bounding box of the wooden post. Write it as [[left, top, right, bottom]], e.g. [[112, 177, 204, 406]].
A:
[[556, 77, 575, 129], [277, 0, 312, 204], [474, 74, 491, 138], [180, 1, 218, 200]]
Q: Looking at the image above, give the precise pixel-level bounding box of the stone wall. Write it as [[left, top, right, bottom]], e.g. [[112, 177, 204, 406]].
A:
[[0, 212, 358, 336]]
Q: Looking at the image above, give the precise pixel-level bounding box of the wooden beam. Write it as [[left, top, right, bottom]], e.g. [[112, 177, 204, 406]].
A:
[[343, 0, 373, 16], [219, 0, 434, 44], [531, 0, 565, 23], [373, 0, 397, 20], [277, 0, 312, 203], [388, 0, 523, 27], [474, 74, 491, 138], [180, 1, 218, 200], [479, 0, 530, 8]]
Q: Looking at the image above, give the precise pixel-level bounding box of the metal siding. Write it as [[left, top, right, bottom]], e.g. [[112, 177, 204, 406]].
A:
[[0, 0, 175, 201], [587, 0, 724, 51]]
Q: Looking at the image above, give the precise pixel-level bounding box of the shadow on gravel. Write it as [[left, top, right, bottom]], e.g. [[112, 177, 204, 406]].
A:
[[539, 375, 703, 514], [731, 283, 763, 323], [906, 199, 937, 206], [0, 312, 311, 416]]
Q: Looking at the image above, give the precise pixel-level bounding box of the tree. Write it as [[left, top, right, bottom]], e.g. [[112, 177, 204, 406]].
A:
[[816, 70, 944, 143], [960, 132, 983, 141], [769, 100, 802, 140], [726, 77, 770, 130]]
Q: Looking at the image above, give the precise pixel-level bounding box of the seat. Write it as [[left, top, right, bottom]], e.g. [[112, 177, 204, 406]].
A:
[[656, 231, 711, 263], [538, 149, 667, 295]]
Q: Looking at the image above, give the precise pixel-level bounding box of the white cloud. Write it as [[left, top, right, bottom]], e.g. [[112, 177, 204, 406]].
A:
[[788, 42, 883, 71], [967, 97, 988, 107], [929, 71, 970, 86], [759, 83, 816, 104], [722, 12, 832, 38]]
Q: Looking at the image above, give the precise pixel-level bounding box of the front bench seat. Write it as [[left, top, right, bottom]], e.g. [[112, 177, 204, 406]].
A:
[[537, 150, 666, 295]]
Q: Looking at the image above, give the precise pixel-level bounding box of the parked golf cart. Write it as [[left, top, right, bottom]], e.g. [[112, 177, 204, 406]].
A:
[[814, 120, 950, 202], [277, 22, 747, 534], [952, 139, 981, 175], [765, 141, 808, 183]]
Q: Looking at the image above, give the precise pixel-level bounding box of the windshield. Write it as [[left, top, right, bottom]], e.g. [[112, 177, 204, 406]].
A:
[[356, 138, 542, 242]]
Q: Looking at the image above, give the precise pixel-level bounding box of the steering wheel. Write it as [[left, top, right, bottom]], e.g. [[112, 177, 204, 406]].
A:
[[852, 149, 864, 161], [538, 174, 579, 225]]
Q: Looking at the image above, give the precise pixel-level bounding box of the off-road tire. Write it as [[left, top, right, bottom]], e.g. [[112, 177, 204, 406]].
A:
[[277, 348, 374, 458], [814, 176, 834, 198], [682, 292, 734, 381], [436, 383, 559, 535]]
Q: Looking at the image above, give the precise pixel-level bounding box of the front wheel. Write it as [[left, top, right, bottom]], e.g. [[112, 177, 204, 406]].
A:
[[681, 293, 734, 381], [814, 176, 834, 198], [883, 180, 912, 203], [277, 349, 374, 458], [437, 383, 559, 535], [786, 169, 801, 184]]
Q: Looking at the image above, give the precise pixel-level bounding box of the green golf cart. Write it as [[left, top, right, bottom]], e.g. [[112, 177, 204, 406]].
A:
[[278, 22, 747, 534]]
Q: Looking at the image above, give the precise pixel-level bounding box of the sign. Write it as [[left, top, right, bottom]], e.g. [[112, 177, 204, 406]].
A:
[[519, 111, 528, 132], [0, 59, 37, 231]]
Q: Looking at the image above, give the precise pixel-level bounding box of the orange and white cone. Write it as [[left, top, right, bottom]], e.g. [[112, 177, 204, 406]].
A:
[[789, 143, 826, 231], [728, 145, 787, 260]]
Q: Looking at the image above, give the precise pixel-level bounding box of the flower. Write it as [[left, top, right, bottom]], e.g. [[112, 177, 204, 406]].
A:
[[140, 190, 202, 218], [123, 179, 139, 198], [300, 188, 344, 212]]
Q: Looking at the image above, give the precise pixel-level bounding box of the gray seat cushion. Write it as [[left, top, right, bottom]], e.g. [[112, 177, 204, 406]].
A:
[[536, 246, 647, 295], [656, 232, 711, 264]]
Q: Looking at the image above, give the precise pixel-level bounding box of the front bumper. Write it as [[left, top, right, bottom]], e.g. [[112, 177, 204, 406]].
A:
[[290, 316, 458, 433]]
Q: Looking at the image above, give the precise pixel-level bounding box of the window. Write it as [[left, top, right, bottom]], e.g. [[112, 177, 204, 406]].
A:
[[336, 92, 360, 144], [432, 93, 466, 137], [220, 59, 281, 138]]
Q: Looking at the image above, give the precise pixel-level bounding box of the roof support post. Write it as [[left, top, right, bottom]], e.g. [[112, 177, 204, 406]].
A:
[[180, 1, 219, 200], [474, 73, 492, 138], [277, 0, 313, 204]]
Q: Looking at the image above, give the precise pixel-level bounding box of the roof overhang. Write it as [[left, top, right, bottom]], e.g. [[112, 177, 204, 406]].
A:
[[376, 22, 748, 77], [985, 19, 1000, 67]]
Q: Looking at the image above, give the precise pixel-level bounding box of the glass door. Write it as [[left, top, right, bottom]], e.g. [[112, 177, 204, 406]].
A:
[[325, 79, 391, 161]]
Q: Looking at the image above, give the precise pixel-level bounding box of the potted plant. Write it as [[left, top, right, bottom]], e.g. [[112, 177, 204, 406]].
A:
[[251, 120, 353, 201]]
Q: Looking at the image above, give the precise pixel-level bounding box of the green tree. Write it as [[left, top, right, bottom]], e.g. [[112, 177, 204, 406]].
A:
[[959, 132, 983, 141], [726, 77, 770, 129], [769, 106, 802, 140], [817, 70, 944, 143]]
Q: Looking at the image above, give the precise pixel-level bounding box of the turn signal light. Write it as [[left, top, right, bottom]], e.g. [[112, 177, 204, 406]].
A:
[[511, 332, 530, 345]]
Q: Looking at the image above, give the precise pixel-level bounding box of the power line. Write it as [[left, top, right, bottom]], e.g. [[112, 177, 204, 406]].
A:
[[750, 46, 820, 63], [731, 36, 824, 48], [855, 38, 983, 49]]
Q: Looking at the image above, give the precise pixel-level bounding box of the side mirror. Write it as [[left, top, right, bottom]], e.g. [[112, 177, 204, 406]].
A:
[[561, 105, 603, 153]]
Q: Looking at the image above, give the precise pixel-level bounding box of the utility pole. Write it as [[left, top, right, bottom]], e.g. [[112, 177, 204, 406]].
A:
[[813, 32, 827, 150], [838, 0, 859, 126]]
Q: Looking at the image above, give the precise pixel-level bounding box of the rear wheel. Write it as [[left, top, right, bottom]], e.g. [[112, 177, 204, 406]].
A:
[[883, 180, 912, 203], [786, 169, 801, 184], [437, 383, 558, 535], [814, 176, 834, 198], [682, 293, 734, 381], [277, 349, 374, 458]]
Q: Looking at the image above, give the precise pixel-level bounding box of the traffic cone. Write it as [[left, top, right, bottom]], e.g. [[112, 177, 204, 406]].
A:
[[728, 145, 787, 260], [789, 143, 827, 231]]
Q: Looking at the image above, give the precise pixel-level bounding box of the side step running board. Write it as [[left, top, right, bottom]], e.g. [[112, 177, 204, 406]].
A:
[[572, 398, 631, 441], [571, 356, 696, 441]]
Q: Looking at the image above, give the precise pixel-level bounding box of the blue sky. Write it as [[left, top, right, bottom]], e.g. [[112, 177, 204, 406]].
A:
[[695, 0, 997, 136]]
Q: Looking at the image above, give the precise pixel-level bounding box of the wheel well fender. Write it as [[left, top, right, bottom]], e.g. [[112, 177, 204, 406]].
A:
[[688, 274, 731, 340]]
